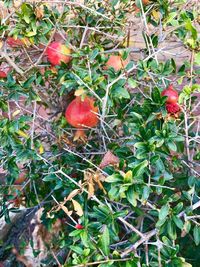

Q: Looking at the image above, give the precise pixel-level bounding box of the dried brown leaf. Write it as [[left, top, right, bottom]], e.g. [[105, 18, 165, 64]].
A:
[[99, 150, 119, 169], [71, 199, 83, 217], [66, 189, 80, 201], [88, 182, 95, 199]]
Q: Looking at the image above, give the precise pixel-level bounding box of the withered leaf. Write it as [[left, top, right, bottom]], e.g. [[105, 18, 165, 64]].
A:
[[71, 199, 83, 217], [66, 189, 80, 201], [99, 150, 119, 169]]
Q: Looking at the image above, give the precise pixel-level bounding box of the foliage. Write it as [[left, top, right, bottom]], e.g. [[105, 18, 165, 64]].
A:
[[0, 0, 199, 266]]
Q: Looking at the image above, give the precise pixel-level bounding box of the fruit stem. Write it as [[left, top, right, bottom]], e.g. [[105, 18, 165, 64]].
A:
[[74, 129, 86, 141]]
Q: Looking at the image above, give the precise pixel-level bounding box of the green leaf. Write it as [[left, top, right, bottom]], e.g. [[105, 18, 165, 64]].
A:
[[128, 78, 137, 88], [185, 19, 197, 40], [193, 225, 200, 246], [105, 174, 123, 183], [90, 48, 99, 61], [126, 186, 138, 207], [80, 231, 89, 247], [173, 202, 183, 214], [156, 218, 166, 228], [100, 225, 110, 256], [167, 141, 177, 152], [130, 112, 143, 121], [159, 204, 169, 221], [142, 186, 151, 201], [194, 52, 200, 65], [151, 87, 161, 103], [70, 245, 83, 255], [112, 86, 130, 99], [69, 229, 82, 237], [42, 174, 57, 182], [172, 216, 184, 230], [131, 160, 148, 178], [167, 220, 177, 240]]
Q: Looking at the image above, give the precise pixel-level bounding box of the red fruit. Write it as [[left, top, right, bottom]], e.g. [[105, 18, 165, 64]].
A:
[[166, 103, 180, 114], [75, 224, 84, 229], [104, 55, 129, 71], [46, 41, 71, 66], [65, 96, 98, 140], [0, 71, 7, 78], [7, 37, 24, 47], [0, 66, 10, 78], [161, 84, 179, 104]]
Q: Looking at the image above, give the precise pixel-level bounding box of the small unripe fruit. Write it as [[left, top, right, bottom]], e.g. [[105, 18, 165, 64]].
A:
[[46, 41, 71, 66], [75, 224, 84, 229], [161, 85, 179, 104], [104, 55, 129, 71]]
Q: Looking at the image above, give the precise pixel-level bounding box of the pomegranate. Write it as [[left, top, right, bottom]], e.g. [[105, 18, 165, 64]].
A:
[[161, 85, 179, 104], [0, 71, 7, 78], [46, 41, 71, 66], [166, 103, 180, 114], [65, 96, 98, 140], [104, 55, 129, 71]]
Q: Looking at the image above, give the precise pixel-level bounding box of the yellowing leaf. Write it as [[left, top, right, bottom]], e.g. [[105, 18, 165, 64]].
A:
[[17, 130, 29, 139], [0, 41, 3, 49], [39, 144, 44, 154], [124, 170, 132, 182], [74, 88, 86, 97], [71, 199, 83, 217], [123, 38, 135, 48], [152, 10, 160, 20], [12, 109, 21, 117]]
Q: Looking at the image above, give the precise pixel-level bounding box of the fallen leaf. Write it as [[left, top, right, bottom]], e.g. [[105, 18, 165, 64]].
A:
[[99, 150, 119, 169]]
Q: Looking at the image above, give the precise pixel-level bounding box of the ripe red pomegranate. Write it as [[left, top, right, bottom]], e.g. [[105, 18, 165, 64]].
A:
[[161, 85, 179, 104], [46, 41, 71, 66], [104, 55, 129, 71], [166, 103, 180, 114], [65, 96, 98, 140]]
